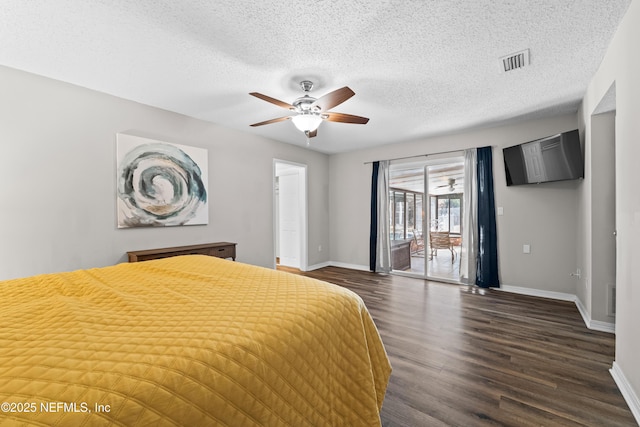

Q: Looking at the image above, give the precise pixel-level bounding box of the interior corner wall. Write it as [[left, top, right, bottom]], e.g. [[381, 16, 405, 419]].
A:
[[589, 112, 616, 324], [580, 0, 640, 420], [0, 65, 330, 280], [575, 105, 591, 312], [329, 113, 580, 294]]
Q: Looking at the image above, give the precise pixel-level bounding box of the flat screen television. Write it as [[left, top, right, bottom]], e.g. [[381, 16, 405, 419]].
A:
[[503, 129, 583, 186]]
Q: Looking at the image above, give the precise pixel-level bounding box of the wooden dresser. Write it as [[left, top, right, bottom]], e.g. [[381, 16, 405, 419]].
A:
[[127, 242, 237, 262]]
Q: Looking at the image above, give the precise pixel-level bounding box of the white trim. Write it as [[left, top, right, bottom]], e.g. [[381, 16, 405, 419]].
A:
[[575, 297, 616, 334], [329, 261, 371, 272], [273, 159, 308, 272], [302, 261, 372, 272], [589, 319, 616, 334], [496, 285, 616, 334], [496, 284, 576, 301], [306, 261, 331, 271], [610, 362, 640, 425]]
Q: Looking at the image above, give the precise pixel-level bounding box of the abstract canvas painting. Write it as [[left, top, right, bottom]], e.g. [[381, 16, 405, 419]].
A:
[[116, 134, 208, 228]]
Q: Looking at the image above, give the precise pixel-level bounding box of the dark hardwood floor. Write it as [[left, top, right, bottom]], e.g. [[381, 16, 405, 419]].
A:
[[279, 265, 637, 427]]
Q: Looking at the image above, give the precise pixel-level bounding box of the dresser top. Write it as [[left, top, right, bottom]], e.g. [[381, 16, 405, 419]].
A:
[[127, 242, 236, 256]]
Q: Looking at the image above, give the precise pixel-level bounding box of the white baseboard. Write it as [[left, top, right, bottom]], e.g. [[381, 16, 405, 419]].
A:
[[496, 284, 576, 301], [610, 362, 640, 425], [589, 319, 616, 333], [306, 261, 371, 272], [497, 285, 616, 334], [574, 296, 589, 325], [305, 261, 331, 271], [328, 261, 370, 272], [574, 297, 616, 333]]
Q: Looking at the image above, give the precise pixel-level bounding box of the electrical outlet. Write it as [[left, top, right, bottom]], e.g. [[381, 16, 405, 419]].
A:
[[318, 245, 322, 252], [523, 244, 531, 254]]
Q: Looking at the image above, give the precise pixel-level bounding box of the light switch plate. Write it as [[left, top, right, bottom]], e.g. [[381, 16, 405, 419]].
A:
[[523, 244, 531, 254]]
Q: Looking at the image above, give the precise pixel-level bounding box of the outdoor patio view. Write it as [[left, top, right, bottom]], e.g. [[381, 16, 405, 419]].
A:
[[389, 161, 464, 281]]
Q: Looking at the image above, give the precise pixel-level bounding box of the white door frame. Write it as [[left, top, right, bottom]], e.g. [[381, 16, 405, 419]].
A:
[[273, 159, 308, 271]]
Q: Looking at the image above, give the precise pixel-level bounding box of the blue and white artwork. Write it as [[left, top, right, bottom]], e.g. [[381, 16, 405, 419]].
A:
[[116, 134, 208, 228]]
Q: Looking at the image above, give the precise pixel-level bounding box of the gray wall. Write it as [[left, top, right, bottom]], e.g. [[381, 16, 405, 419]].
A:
[[0, 65, 330, 280], [588, 112, 616, 324], [329, 113, 580, 294], [580, 0, 640, 418]]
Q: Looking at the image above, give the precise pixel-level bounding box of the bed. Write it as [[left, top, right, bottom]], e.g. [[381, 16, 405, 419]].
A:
[[0, 255, 391, 426]]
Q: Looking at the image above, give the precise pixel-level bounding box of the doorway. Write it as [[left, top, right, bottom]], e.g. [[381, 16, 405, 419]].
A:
[[389, 156, 464, 282], [274, 160, 307, 271], [589, 109, 617, 324]]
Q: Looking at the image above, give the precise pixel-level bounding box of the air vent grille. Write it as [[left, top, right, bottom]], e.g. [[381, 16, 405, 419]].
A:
[[500, 49, 530, 72], [608, 284, 616, 316]]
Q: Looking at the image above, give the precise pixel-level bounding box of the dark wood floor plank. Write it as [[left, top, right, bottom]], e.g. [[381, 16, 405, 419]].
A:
[[280, 266, 637, 426]]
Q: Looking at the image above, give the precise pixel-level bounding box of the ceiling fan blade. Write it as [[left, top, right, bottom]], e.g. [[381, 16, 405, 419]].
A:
[[249, 92, 294, 110], [312, 86, 355, 111], [324, 112, 369, 124], [250, 116, 291, 127], [306, 129, 318, 138]]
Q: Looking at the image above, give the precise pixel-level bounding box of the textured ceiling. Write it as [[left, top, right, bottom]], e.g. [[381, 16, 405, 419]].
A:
[[0, 1, 631, 154]]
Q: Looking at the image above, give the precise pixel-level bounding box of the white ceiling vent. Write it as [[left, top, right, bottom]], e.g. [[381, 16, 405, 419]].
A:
[[500, 49, 530, 73]]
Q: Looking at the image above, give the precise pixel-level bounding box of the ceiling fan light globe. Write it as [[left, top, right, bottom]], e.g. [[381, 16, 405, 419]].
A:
[[292, 113, 323, 132]]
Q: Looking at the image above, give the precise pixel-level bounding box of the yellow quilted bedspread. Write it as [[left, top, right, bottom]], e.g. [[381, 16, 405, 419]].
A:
[[0, 255, 391, 426]]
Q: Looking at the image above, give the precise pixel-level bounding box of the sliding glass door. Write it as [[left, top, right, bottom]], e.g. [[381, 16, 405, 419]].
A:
[[389, 157, 465, 282]]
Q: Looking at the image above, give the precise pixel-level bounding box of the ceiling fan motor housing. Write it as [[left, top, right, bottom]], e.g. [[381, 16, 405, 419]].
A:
[[300, 80, 314, 92], [292, 95, 318, 112]]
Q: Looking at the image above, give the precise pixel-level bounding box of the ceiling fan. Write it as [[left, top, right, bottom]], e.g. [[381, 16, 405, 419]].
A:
[[437, 178, 458, 192], [249, 80, 369, 138]]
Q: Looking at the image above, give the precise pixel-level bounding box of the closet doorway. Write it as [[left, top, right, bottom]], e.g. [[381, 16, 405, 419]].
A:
[[389, 156, 464, 282], [274, 160, 308, 271]]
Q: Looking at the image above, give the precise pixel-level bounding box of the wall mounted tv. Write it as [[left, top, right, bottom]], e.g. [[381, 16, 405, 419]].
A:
[[503, 129, 583, 186]]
